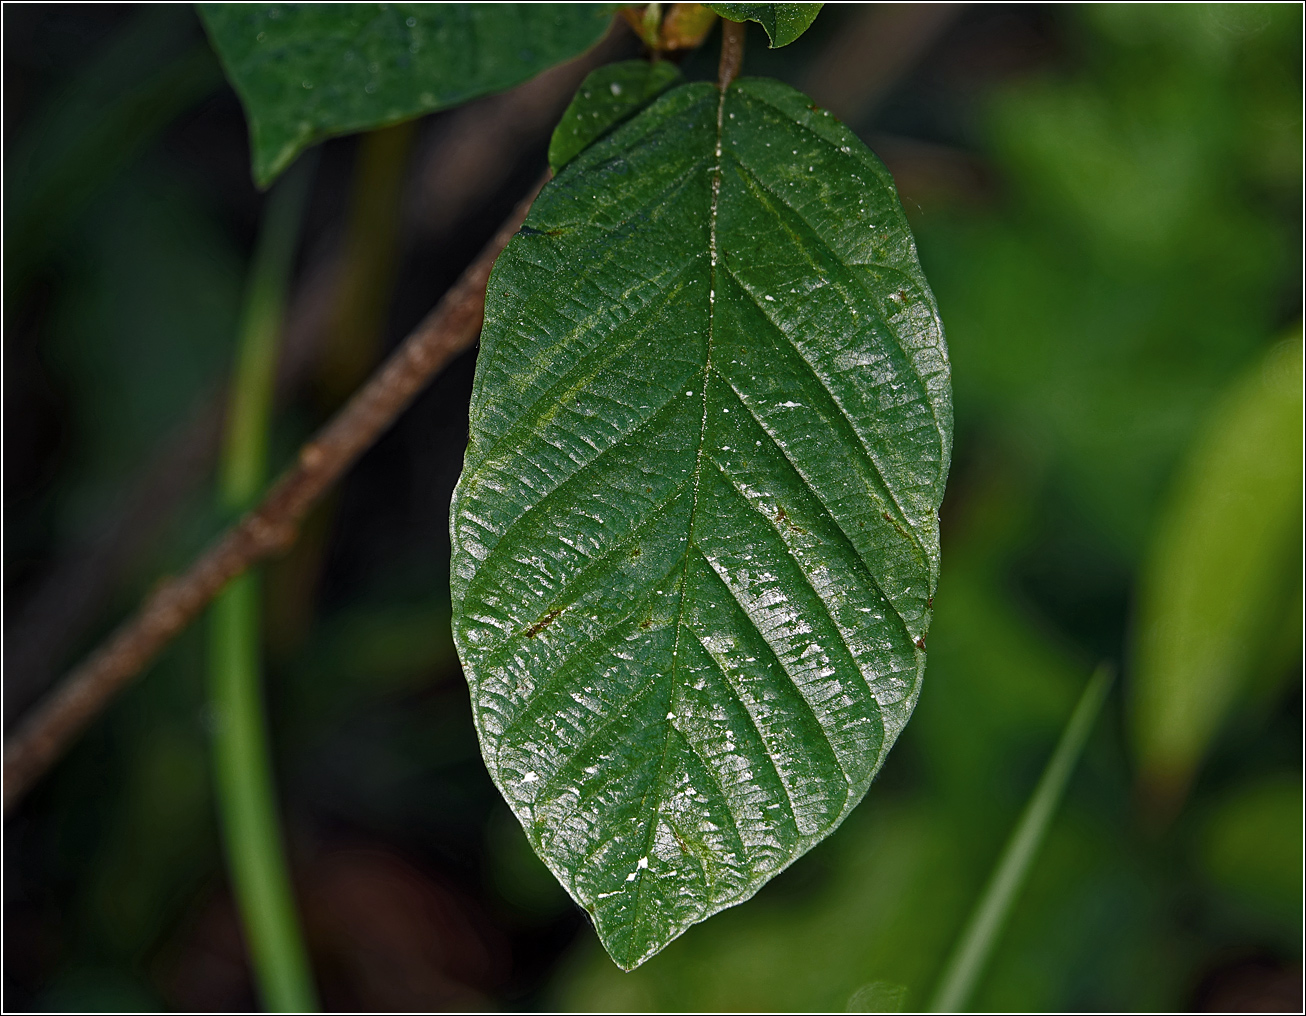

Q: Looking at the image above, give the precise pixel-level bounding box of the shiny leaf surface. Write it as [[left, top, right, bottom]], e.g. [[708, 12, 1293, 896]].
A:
[[451, 77, 951, 968], [199, 3, 613, 186]]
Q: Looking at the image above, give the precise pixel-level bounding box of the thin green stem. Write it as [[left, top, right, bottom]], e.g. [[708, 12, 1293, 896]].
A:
[[210, 155, 317, 1013], [928, 663, 1115, 1013]]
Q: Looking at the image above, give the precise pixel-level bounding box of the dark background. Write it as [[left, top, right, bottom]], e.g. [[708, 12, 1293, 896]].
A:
[[4, 4, 1301, 1011]]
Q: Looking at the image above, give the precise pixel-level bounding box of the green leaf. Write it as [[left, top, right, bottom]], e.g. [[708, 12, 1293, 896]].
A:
[[548, 60, 683, 174], [198, 3, 614, 187], [707, 3, 824, 47], [451, 77, 951, 969], [1130, 331, 1303, 805]]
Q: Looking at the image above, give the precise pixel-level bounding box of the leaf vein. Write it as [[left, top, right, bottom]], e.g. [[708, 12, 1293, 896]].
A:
[[692, 543, 853, 794], [684, 623, 802, 839], [716, 371, 914, 639]]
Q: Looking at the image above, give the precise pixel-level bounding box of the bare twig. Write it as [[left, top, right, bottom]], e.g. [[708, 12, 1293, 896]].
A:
[[718, 18, 746, 91], [3, 180, 544, 815]]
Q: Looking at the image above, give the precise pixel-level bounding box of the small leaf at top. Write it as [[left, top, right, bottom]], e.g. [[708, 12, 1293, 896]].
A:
[[706, 2, 823, 47], [548, 60, 683, 174], [198, 3, 614, 187], [451, 76, 950, 968]]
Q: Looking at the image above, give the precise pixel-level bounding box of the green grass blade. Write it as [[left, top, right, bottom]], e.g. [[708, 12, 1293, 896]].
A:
[[928, 663, 1114, 1013], [210, 156, 317, 1013]]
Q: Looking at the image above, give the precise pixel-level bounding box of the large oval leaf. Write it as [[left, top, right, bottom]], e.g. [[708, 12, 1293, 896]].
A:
[[450, 77, 951, 969], [199, 3, 614, 186]]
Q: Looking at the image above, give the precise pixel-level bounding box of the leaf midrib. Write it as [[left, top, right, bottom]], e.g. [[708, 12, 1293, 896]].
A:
[[627, 81, 732, 956]]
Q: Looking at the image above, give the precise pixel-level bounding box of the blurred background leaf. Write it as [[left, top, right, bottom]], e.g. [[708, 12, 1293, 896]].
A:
[[1130, 332, 1302, 815]]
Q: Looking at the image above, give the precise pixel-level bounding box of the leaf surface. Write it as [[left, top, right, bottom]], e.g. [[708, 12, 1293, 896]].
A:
[[198, 3, 613, 186], [706, 3, 824, 47], [549, 60, 683, 174], [451, 77, 950, 969]]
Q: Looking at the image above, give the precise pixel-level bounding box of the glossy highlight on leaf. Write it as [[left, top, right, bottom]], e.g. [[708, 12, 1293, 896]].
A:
[[451, 76, 951, 969], [706, 2, 824, 47], [199, 3, 613, 186], [549, 60, 683, 175]]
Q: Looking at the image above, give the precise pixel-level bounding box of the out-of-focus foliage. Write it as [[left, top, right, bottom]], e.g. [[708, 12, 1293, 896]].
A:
[[935, 4, 1298, 560], [1130, 333, 1302, 808], [1196, 775, 1302, 939], [46, 170, 242, 529], [198, 3, 613, 186], [4, 5, 222, 293]]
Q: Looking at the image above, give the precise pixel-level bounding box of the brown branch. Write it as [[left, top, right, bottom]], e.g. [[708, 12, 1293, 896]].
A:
[[718, 18, 746, 90], [3, 178, 545, 816]]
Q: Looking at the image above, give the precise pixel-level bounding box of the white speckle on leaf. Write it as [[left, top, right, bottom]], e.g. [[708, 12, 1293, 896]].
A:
[[522, 771, 538, 784]]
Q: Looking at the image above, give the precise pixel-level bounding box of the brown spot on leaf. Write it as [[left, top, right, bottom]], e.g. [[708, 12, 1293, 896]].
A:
[[774, 505, 807, 534], [524, 608, 564, 638], [914, 637, 927, 651], [881, 510, 910, 540]]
